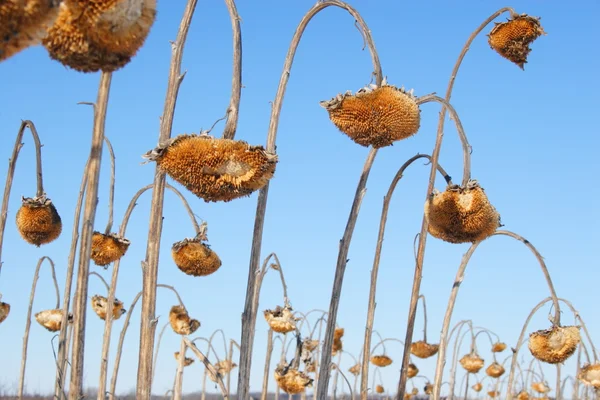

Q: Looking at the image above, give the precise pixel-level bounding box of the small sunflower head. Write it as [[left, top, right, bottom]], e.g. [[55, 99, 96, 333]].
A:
[[410, 340, 440, 359], [517, 390, 530, 400], [472, 382, 483, 392], [578, 363, 600, 389], [172, 235, 222, 277], [91, 295, 126, 320], [411, 387, 419, 395], [370, 354, 393, 367], [174, 352, 194, 367], [488, 390, 500, 398], [424, 383, 433, 395], [209, 360, 238, 382], [528, 325, 581, 364], [34, 309, 72, 331], [332, 327, 345, 356], [274, 365, 313, 394], [320, 81, 420, 148], [143, 134, 277, 203], [16, 195, 62, 246], [375, 385, 385, 394], [0, 301, 9, 324], [90, 232, 130, 267], [168, 305, 200, 335], [485, 362, 506, 378], [263, 305, 298, 334], [348, 363, 361, 376], [460, 353, 485, 373], [488, 14, 546, 69], [407, 363, 419, 378], [492, 342, 507, 352], [531, 382, 551, 393]]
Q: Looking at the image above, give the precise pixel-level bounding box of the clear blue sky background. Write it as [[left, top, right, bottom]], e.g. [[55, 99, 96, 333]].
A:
[[0, 0, 598, 397]]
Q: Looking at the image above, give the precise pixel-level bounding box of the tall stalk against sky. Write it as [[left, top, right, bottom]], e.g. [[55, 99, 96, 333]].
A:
[[237, 2, 382, 398]]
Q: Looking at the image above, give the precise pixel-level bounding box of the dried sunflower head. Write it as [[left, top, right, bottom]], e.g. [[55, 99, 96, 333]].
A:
[[370, 354, 393, 367], [302, 339, 319, 353], [0, 0, 61, 62], [528, 325, 581, 364], [488, 14, 546, 69], [492, 342, 507, 352], [375, 384, 385, 394], [263, 305, 298, 334], [174, 352, 194, 367], [517, 390, 530, 400], [334, 327, 345, 340], [578, 363, 600, 389], [485, 362, 505, 378], [172, 236, 221, 277], [531, 382, 551, 393], [424, 383, 433, 395], [305, 361, 316, 373], [0, 301, 9, 324], [90, 232, 130, 266], [348, 363, 360, 376], [425, 180, 500, 244], [410, 340, 439, 359], [143, 134, 278, 203], [460, 353, 485, 373], [91, 295, 126, 320], [488, 390, 500, 398], [320, 80, 420, 148], [209, 360, 237, 382], [34, 309, 72, 331], [411, 387, 419, 395], [407, 363, 419, 378], [16, 195, 62, 246], [403, 393, 411, 400], [472, 382, 483, 392], [274, 365, 313, 394], [168, 305, 200, 335]]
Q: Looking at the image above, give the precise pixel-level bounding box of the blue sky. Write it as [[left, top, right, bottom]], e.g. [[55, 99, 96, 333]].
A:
[[0, 0, 598, 397]]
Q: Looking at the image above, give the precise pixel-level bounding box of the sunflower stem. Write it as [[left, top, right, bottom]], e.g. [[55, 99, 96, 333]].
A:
[[103, 136, 116, 235], [184, 337, 230, 399], [151, 321, 170, 391], [261, 329, 274, 400], [446, 320, 472, 400], [173, 338, 187, 400], [89, 271, 110, 293], [222, 0, 242, 139]]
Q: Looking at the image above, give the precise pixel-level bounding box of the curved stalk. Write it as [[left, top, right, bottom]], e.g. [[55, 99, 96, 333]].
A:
[[238, 2, 382, 398], [222, 0, 242, 139], [397, 7, 517, 398], [18, 256, 58, 399], [184, 337, 230, 399], [261, 329, 274, 400], [201, 329, 228, 400], [332, 351, 343, 400], [136, 2, 198, 398], [227, 339, 240, 396], [103, 136, 116, 235], [449, 324, 475, 400], [360, 154, 452, 399], [332, 361, 354, 400], [0, 120, 45, 280], [151, 321, 170, 390], [312, 314, 328, 391], [89, 271, 110, 293]]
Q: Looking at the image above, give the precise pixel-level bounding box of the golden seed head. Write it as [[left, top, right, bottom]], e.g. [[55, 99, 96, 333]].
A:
[[578, 363, 600, 389], [144, 134, 278, 203], [410, 340, 439, 359], [424, 384, 433, 395], [263, 305, 298, 334], [90, 232, 130, 266], [370, 354, 393, 367], [492, 342, 507, 353], [425, 180, 501, 244], [169, 305, 200, 335], [488, 14, 546, 69], [348, 363, 361, 376], [528, 325, 581, 364], [91, 294, 126, 320], [16, 195, 62, 246], [407, 363, 419, 378], [517, 391, 530, 400], [0, 301, 11, 324], [274, 366, 313, 394], [172, 236, 222, 277], [472, 383, 483, 392], [460, 353, 485, 373], [320, 82, 420, 148], [485, 362, 505, 378], [34, 309, 71, 332], [376, 385, 385, 394], [531, 382, 551, 393], [488, 391, 500, 398], [173, 351, 195, 367]]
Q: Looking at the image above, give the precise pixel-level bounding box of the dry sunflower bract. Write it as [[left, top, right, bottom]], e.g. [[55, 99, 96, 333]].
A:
[[90, 232, 130, 266], [169, 305, 200, 335], [485, 362, 505, 378], [370, 354, 393, 367], [460, 353, 485, 373], [16, 196, 62, 246], [144, 134, 277, 203], [35, 309, 71, 331], [274, 366, 313, 394], [488, 14, 545, 69], [320, 80, 420, 148], [578, 363, 600, 389], [173, 352, 195, 367], [172, 236, 222, 277], [0, 301, 10, 324], [410, 340, 439, 359], [91, 295, 126, 320], [425, 180, 500, 244], [528, 325, 580, 364]]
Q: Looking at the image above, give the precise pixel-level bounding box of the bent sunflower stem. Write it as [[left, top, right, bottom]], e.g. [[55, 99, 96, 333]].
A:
[[102, 136, 116, 235], [447, 320, 472, 400], [222, 0, 242, 140], [184, 337, 230, 399]]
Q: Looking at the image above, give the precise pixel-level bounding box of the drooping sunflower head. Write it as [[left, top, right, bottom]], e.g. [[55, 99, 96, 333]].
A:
[[528, 325, 580, 364], [16, 195, 62, 246], [488, 14, 546, 69], [90, 232, 130, 266], [172, 236, 222, 277]]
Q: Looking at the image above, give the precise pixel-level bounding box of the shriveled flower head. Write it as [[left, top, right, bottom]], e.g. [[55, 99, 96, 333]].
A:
[[16, 196, 62, 246], [320, 80, 420, 148], [305, 361, 316, 373], [488, 14, 546, 69], [488, 390, 500, 398], [517, 390, 530, 400], [263, 305, 298, 334], [91, 295, 126, 320], [370, 354, 393, 367], [492, 342, 507, 353], [174, 352, 194, 367], [303, 339, 319, 353], [274, 365, 313, 394], [407, 363, 419, 378], [376, 385, 385, 394], [410, 340, 439, 359], [169, 305, 200, 335], [42, 0, 156, 72], [528, 325, 581, 364], [460, 353, 485, 373], [472, 382, 483, 392], [209, 360, 238, 382], [485, 362, 505, 378], [424, 383, 433, 395], [531, 382, 551, 393], [425, 180, 500, 244], [90, 232, 130, 266], [332, 327, 344, 356], [0, 0, 61, 62], [0, 301, 9, 324], [348, 363, 361, 376], [172, 235, 221, 277], [578, 363, 600, 389], [143, 134, 278, 203], [35, 309, 72, 331], [411, 387, 419, 395], [404, 393, 412, 400]]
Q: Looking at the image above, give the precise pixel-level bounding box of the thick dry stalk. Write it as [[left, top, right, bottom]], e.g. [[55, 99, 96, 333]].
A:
[[432, 230, 561, 400], [222, 0, 242, 140], [360, 154, 451, 399], [396, 7, 516, 398], [173, 338, 187, 400], [70, 71, 112, 399], [184, 337, 230, 399], [18, 256, 58, 399], [0, 120, 45, 279], [237, 2, 382, 398], [136, 2, 198, 398], [103, 136, 116, 235]]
